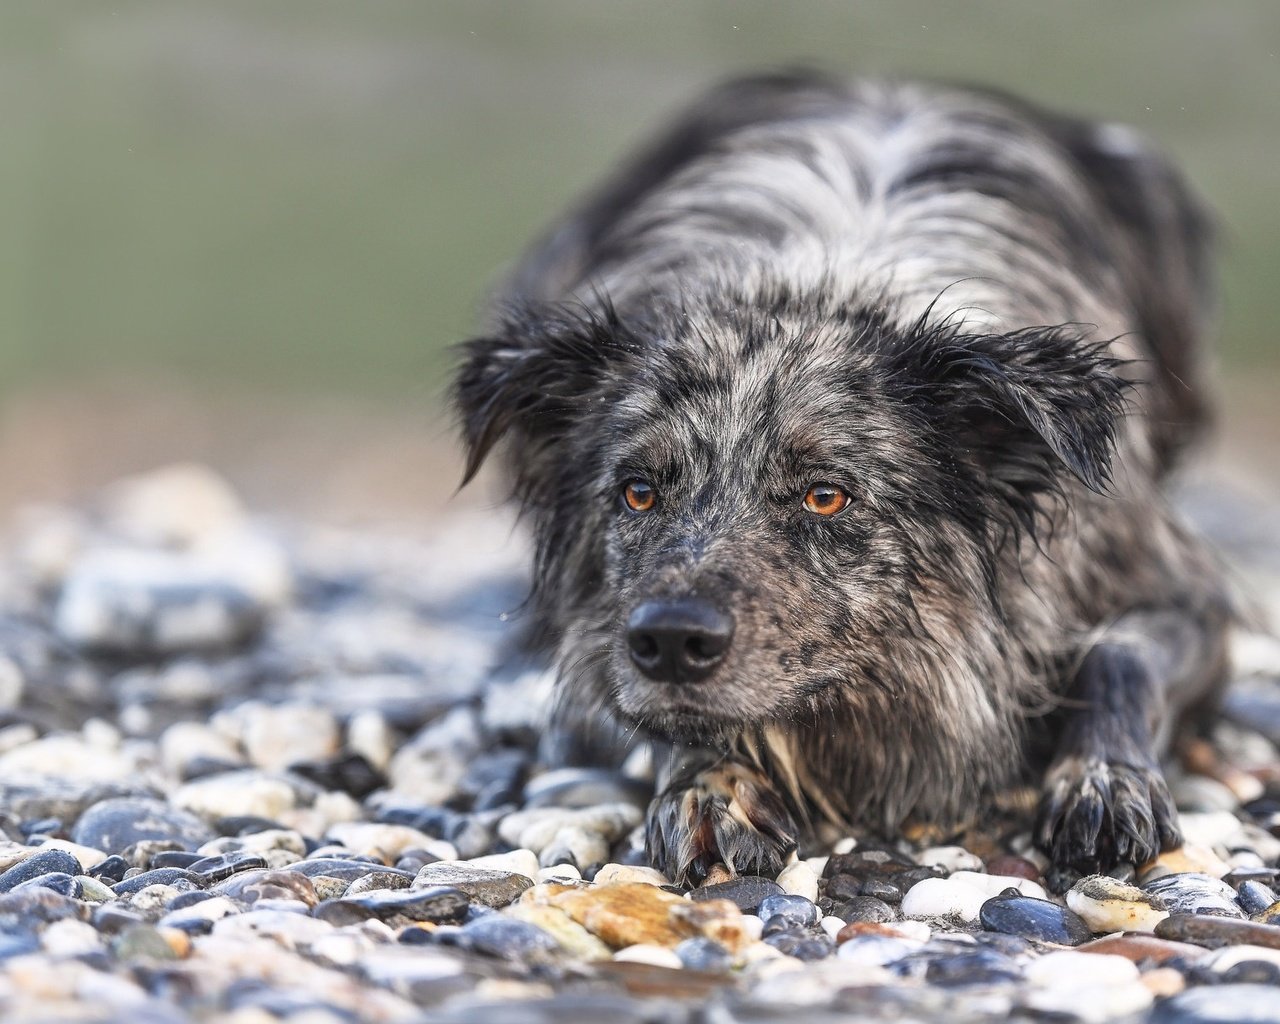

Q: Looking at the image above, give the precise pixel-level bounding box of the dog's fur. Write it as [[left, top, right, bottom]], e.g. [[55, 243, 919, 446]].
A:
[[454, 73, 1232, 890]]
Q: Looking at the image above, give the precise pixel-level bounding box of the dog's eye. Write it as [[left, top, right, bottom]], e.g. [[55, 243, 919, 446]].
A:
[[622, 479, 657, 513], [803, 483, 849, 517]]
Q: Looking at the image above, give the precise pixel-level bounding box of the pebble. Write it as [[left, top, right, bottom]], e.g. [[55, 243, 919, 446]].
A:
[[774, 860, 819, 902], [919, 846, 985, 873], [1067, 874, 1171, 933], [675, 936, 734, 972], [759, 893, 821, 930], [1151, 984, 1280, 1023], [592, 864, 668, 887], [978, 891, 1093, 945], [413, 863, 533, 908], [612, 943, 684, 968], [457, 915, 560, 962], [0, 849, 83, 892], [504, 902, 612, 960], [318, 885, 470, 926], [54, 546, 273, 654], [1156, 914, 1280, 950], [0, 469, 1277, 1022], [690, 876, 783, 914], [900, 876, 989, 923], [1144, 872, 1245, 918], [72, 797, 215, 855]]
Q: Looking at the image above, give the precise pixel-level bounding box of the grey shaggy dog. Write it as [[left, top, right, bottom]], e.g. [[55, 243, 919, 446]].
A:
[[454, 72, 1232, 891]]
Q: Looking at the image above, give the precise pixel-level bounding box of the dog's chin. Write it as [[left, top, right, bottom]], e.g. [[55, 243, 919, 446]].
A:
[[612, 676, 760, 746]]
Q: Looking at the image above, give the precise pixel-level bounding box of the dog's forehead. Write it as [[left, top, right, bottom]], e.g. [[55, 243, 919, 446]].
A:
[[608, 319, 888, 471]]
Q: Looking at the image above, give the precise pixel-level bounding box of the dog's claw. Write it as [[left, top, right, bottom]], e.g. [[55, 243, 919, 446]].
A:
[[646, 761, 798, 886], [1036, 755, 1180, 892]]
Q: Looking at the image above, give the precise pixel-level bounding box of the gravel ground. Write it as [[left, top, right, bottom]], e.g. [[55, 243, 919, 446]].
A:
[[0, 464, 1278, 1024]]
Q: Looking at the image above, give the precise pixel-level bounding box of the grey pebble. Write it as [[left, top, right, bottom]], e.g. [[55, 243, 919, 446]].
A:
[[73, 797, 214, 855], [413, 863, 532, 909], [1145, 872, 1247, 919]]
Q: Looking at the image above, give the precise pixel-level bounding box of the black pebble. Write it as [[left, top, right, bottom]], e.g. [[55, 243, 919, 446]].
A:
[[112, 868, 202, 897], [151, 851, 204, 870], [690, 876, 783, 914], [978, 892, 1093, 946], [836, 895, 897, 924], [187, 852, 269, 883], [0, 849, 82, 893], [762, 928, 833, 961], [87, 856, 130, 884]]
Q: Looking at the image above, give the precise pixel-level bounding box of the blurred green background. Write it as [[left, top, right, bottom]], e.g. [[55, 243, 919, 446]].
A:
[[1, 1, 1276, 515]]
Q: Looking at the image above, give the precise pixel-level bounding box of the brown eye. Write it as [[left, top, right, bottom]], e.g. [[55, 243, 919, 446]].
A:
[[803, 483, 849, 517], [622, 479, 656, 513]]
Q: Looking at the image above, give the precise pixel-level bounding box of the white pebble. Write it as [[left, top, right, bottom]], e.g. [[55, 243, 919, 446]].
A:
[[918, 845, 985, 873], [40, 919, 103, 957], [466, 849, 540, 880], [536, 863, 582, 883], [1206, 944, 1280, 972], [819, 915, 845, 939], [900, 876, 988, 922], [836, 935, 917, 966], [1026, 950, 1138, 987], [776, 860, 818, 902], [1065, 875, 1168, 934], [613, 944, 683, 969], [592, 863, 669, 887], [804, 856, 828, 877], [346, 710, 395, 772], [949, 870, 1047, 900], [832, 837, 857, 854], [1179, 810, 1246, 849]]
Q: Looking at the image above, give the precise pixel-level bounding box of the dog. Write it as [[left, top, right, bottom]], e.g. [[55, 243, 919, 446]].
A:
[[453, 72, 1231, 890]]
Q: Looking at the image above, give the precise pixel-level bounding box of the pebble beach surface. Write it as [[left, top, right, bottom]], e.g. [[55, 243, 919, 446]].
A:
[[1, 464, 1279, 1023]]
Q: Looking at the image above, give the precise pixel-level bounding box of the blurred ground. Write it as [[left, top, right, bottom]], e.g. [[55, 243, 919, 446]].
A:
[[1, 2, 1276, 522]]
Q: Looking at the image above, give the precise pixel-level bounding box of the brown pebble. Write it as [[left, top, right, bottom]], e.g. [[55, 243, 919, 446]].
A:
[[1078, 932, 1207, 965], [550, 882, 735, 949], [1255, 900, 1280, 926], [1140, 967, 1186, 998], [159, 927, 191, 959], [835, 921, 917, 944], [1155, 914, 1280, 950], [702, 863, 733, 887], [984, 855, 1041, 881]]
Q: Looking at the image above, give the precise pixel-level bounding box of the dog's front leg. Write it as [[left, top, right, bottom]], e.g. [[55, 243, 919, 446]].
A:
[[1037, 602, 1229, 891], [645, 746, 799, 886]]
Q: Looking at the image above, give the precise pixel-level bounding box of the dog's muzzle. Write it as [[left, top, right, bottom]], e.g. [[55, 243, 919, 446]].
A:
[[626, 598, 734, 683]]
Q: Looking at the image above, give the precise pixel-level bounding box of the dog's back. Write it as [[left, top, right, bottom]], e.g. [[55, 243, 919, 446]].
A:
[[498, 72, 1213, 472]]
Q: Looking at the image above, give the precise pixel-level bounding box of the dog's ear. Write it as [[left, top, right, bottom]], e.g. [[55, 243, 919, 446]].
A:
[[454, 302, 638, 486], [897, 325, 1130, 502]]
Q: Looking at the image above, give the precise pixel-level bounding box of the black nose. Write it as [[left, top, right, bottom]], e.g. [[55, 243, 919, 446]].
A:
[[626, 599, 734, 683]]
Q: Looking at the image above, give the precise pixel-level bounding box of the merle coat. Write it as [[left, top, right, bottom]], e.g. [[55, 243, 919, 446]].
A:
[[455, 73, 1230, 890]]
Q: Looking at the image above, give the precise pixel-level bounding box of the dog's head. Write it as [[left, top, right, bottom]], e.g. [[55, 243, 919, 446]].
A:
[[456, 294, 1127, 743]]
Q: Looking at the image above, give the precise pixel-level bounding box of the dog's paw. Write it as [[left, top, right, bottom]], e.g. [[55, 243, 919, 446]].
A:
[[645, 761, 799, 886], [1035, 755, 1180, 892]]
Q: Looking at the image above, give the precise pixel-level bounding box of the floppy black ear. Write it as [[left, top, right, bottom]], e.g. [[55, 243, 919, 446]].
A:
[[453, 302, 638, 486], [898, 325, 1131, 502]]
